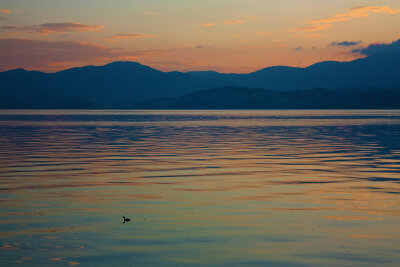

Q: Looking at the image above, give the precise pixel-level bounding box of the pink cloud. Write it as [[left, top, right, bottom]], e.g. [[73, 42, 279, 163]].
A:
[[0, 38, 171, 71]]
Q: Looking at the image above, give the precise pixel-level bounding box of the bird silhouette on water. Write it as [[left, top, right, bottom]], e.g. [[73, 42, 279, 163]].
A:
[[122, 216, 131, 223]]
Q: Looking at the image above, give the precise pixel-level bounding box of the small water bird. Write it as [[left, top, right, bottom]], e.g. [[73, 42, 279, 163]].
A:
[[122, 216, 131, 223]]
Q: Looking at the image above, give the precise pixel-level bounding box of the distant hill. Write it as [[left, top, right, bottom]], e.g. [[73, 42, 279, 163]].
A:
[[186, 54, 400, 90], [1, 51, 400, 108], [0, 62, 222, 108], [132, 86, 400, 109]]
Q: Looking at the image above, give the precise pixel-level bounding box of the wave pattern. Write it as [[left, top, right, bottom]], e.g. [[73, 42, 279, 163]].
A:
[[0, 110, 399, 266]]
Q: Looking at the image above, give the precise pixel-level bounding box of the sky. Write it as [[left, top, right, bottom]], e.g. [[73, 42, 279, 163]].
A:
[[0, 0, 399, 73]]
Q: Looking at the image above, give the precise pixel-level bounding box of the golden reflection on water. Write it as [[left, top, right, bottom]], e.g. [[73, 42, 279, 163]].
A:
[[0, 110, 399, 266]]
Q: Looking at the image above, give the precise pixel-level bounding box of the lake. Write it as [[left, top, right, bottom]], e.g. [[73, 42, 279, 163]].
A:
[[0, 110, 399, 266]]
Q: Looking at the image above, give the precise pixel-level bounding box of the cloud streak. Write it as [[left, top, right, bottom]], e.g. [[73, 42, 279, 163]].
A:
[[309, 6, 400, 24], [290, 24, 332, 33], [291, 6, 400, 34], [0, 9, 11, 14], [0, 22, 104, 35], [197, 23, 216, 27], [329, 41, 362, 47]]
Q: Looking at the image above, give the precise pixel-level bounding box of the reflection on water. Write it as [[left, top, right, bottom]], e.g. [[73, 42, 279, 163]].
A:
[[0, 110, 399, 266]]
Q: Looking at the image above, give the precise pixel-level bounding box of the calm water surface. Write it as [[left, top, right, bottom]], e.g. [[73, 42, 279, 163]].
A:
[[0, 110, 399, 266]]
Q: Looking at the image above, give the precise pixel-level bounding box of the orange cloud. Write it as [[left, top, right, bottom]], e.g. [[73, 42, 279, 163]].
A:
[[308, 17, 348, 24], [290, 24, 332, 33], [197, 23, 216, 27], [290, 5, 400, 36], [0, 9, 11, 14], [0, 22, 104, 35], [352, 5, 400, 14], [245, 16, 258, 21], [223, 20, 246, 25], [106, 34, 154, 42], [308, 5, 400, 24]]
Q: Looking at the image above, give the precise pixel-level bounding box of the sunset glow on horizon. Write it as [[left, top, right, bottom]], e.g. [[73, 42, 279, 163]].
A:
[[0, 0, 399, 73]]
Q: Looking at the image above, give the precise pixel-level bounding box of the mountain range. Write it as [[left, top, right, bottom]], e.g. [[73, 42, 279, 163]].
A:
[[1, 50, 399, 109]]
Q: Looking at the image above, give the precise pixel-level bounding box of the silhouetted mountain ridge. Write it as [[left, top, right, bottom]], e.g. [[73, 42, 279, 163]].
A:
[[1, 49, 400, 108]]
